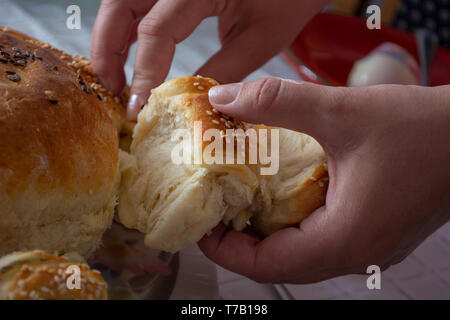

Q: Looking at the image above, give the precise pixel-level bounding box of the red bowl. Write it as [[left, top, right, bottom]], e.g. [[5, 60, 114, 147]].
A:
[[289, 13, 450, 86]]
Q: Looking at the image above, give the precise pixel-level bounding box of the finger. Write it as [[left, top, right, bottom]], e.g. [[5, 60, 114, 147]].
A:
[[90, 0, 156, 94], [127, 0, 226, 120], [198, 207, 350, 283], [208, 78, 360, 149], [122, 19, 140, 63], [196, 25, 292, 84]]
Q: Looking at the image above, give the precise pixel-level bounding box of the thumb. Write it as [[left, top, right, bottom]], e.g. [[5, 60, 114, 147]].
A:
[[208, 78, 354, 147]]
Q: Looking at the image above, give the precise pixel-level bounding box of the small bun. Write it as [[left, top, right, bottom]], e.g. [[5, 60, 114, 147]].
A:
[[0, 251, 107, 300], [0, 27, 126, 257], [118, 76, 328, 252]]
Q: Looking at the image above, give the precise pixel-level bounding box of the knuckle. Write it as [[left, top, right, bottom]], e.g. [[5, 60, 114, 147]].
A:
[[138, 15, 166, 39], [323, 87, 356, 118], [252, 77, 283, 113]]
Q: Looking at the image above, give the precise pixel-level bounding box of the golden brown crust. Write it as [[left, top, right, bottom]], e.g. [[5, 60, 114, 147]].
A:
[[0, 251, 107, 300], [0, 28, 119, 197]]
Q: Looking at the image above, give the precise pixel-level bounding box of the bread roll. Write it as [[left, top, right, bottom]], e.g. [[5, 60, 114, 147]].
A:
[[118, 76, 328, 252], [119, 77, 259, 252], [0, 27, 126, 257], [0, 251, 107, 300]]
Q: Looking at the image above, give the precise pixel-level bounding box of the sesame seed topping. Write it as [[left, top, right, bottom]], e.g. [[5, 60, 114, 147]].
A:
[[81, 85, 91, 94], [220, 118, 226, 122], [41, 286, 50, 293], [318, 181, 324, 187], [7, 73, 21, 82], [13, 59, 26, 66], [197, 85, 205, 90], [193, 82, 200, 86], [206, 110, 213, 116], [310, 177, 317, 181], [212, 120, 220, 125]]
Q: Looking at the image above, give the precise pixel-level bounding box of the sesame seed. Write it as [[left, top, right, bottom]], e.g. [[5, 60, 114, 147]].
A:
[[220, 118, 226, 122], [81, 85, 91, 94], [319, 181, 324, 187], [12, 47, 20, 52], [7, 74, 21, 82], [206, 110, 213, 115], [212, 120, 220, 125], [5, 70, 15, 75], [310, 177, 317, 181], [193, 82, 200, 86], [212, 109, 219, 113], [197, 85, 205, 90], [13, 59, 26, 66]]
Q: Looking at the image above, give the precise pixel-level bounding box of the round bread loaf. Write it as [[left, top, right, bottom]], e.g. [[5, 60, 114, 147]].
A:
[[0, 27, 125, 257], [0, 251, 107, 300]]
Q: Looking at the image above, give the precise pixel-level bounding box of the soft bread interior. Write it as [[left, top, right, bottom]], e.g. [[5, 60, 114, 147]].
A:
[[250, 126, 328, 235], [118, 78, 258, 253], [118, 77, 328, 252]]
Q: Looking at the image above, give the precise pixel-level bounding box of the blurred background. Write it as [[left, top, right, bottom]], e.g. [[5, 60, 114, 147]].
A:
[[1, 0, 449, 299]]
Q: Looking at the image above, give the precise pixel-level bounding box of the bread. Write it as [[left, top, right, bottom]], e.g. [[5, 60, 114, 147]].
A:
[[118, 76, 328, 252], [249, 126, 329, 236], [0, 27, 126, 257], [0, 251, 107, 300], [118, 76, 259, 252]]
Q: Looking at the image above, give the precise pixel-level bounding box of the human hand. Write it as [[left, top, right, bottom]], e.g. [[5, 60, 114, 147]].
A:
[[198, 79, 450, 283], [90, 0, 329, 120]]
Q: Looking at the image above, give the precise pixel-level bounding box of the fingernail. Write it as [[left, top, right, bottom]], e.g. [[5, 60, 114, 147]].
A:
[[209, 83, 242, 106], [127, 94, 146, 120]]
